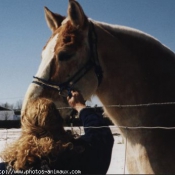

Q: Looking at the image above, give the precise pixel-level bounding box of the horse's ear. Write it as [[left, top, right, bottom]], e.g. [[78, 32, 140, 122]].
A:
[[68, 0, 88, 29], [44, 7, 65, 32]]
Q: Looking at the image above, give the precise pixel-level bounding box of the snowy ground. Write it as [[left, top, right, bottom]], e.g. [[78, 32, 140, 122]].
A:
[[0, 126, 126, 174]]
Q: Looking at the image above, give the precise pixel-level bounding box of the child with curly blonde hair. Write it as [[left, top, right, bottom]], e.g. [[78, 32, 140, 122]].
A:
[[0, 98, 72, 170], [0, 91, 114, 174]]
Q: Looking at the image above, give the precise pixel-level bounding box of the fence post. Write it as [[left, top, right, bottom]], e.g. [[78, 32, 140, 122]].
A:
[[124, 127, 128, 174]]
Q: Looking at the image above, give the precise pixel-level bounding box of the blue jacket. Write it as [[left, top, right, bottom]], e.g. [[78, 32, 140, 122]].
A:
[[0, 108, 114, 174]]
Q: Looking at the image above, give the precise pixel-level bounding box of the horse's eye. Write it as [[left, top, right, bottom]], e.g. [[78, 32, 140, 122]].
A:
[[58, 51, 75, 61]]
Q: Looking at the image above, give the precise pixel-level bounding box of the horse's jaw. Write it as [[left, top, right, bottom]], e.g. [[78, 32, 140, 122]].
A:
[[22, 83, 72, 118], [22, 84, 42, 113]]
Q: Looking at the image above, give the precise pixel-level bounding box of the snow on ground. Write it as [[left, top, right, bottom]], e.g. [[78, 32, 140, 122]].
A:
[[0, 127, 126, 174]]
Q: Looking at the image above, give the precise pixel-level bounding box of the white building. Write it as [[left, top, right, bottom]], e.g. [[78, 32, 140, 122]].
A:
[[0, 106, 15, 120]]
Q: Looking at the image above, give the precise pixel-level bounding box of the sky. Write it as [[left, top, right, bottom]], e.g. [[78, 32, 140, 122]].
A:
[[0, 0, 175, 107]]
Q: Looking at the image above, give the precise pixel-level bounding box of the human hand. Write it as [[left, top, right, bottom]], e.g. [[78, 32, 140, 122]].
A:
[[67, 91, 86, 112]]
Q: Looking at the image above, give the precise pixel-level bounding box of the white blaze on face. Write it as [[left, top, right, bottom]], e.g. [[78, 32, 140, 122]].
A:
[[22, 34, 59, 112], [35, 34, 59, 80], [22, 83, 43, 113]]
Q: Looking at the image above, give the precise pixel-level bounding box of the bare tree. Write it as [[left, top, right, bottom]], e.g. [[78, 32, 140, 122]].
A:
[[1, 102, 13, 110], [14, 100, 23, 110]]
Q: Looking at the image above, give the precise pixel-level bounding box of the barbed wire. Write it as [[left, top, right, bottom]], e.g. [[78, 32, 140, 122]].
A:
[[3, 102, 175, 131], [4, 101, 175, 112], [83, 125, 175, 130], [56, 101, 175, 110], [1, 99, 175, 174], [1, 125, 175, 174], [1, 125, 175, 131]]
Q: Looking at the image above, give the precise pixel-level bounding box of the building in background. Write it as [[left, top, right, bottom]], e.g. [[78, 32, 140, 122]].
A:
[[0, 106, 18, 120]]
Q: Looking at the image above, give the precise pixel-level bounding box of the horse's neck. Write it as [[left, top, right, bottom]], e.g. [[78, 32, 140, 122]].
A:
[[94, 21, 166, 64], [94, 22, 145, 103], [94, 21, 162, 46], [94, 22, 149, 73], [94, 21, 175, 113], [93, 21, 175, 129]]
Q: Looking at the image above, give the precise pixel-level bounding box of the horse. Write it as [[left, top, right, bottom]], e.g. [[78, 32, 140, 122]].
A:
[[22, 0, 175, 174]]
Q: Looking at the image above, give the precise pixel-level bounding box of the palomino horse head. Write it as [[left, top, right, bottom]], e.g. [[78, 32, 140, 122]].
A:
[[22, 0, 102, 117], [23, 0, 175, 173]]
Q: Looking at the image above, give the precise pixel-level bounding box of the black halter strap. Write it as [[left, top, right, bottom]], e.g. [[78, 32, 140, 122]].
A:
[[88, 21, 103, 86], [32, 21, 103, 96], [33, 59, 93, 95]]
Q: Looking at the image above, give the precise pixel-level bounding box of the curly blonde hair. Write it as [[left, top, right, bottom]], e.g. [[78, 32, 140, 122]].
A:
[[0, 98, 73, 170]]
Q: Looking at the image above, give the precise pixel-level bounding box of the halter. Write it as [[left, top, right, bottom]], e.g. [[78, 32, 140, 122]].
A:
[[32, 21, 103, 97]]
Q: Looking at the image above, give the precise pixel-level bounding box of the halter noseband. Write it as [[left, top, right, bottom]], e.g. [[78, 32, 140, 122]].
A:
[[32, 21, 103, 97]]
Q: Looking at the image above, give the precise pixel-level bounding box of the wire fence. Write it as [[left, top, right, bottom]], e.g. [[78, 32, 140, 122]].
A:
[[0, 125, 175, 174], [1, 102, 175, 174], [0, 126, 124, 174], [56, 101, 175, 110]]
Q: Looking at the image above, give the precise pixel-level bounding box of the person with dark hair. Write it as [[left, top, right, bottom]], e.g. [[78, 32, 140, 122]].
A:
[[0, 91, 114, 174]]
